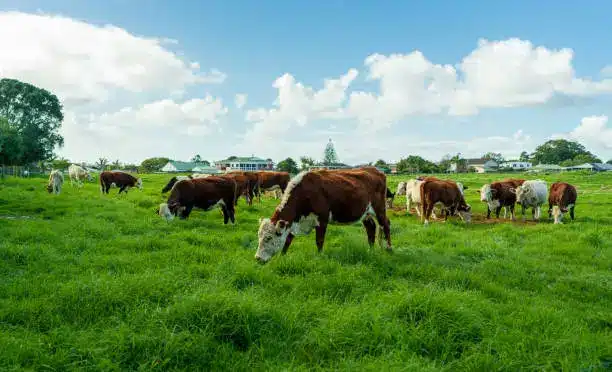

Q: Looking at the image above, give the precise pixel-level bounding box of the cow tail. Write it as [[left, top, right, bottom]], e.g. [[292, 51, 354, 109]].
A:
[[232, 179, 239, 207], [419, 181, 427, 219]]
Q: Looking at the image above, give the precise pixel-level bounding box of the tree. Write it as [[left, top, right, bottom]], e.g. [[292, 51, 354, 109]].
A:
[[51, 157, 70, 170], [0, 116, 23, 165], [531, 139, 597, 165], [0, 78, 64, 163], [607, 159, 612, 165], [519, 151, 530, 162], [482, 152, 504, 163], [559, 153, 602, 167], [276, 157, 299, 174], [96, 158, 109, 171], [300, 156, 315, 171], [322, 139, 339, 165], [111, 159, 121, 169], [191, 154, 202, 163], [397, 155, 439, 173], [139, 157, 170, 173], [374, 159, 387, 168]]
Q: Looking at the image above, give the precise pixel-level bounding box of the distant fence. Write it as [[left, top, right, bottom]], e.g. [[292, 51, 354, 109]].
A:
[[0, 165, 48, 178]]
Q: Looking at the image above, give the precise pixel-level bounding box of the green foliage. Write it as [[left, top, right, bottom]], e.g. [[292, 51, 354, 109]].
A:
[[96, 158, 109, 171], [276, 157, 299, 174], [139, 157, 170, 173], [190, 155, 210, 166], [322, 139, 339, 165], [481, 152, 504, 163], [519, 151, 530, 162], [0, 172, 611, 370], [607, 159, 612, 165], [0, 78, 64, 163], [559, 153, 602, 167], [397, 155, 440, 173], [50, 157, 70, 170], [531, 139, 598, 165], [299, 156, 315, 171], [0, 116, 23, 165], [374, 159, 387, 168]]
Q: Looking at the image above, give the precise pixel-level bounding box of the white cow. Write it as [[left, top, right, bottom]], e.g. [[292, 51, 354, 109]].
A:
[[68, 164, 93, 187], [514, 180, 548, 221], [46, 169, 64, 194], [398, 178, 466, 218]]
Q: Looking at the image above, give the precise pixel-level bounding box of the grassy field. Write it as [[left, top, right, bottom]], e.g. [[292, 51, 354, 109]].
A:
[[1, 171, 611, 371]]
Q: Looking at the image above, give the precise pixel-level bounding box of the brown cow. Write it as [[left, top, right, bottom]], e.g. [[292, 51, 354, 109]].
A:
[[255, 166, 392, 263], [158, 176, 238, 224], [548, 182, 577, 224], [420, 179, 471, 225], [225, 171, 259, 205], [479, 178, 525, 220], [255, 171, 290, 201], [100, 171, 142, 194]]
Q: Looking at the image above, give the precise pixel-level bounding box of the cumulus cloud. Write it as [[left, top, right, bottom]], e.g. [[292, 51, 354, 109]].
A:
[[0, 11, 225, 107], [554, 116, 612, 155], [234, 93, 248, 109]]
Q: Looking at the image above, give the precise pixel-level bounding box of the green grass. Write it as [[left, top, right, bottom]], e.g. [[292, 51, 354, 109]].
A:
[[1, 172, 611, 371]]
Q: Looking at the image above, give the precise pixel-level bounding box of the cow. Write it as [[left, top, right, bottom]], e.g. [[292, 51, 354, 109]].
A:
[[420, 179, 471, 225], [161, 174, 209, 193], [386, 187, 395, 209], [46, 169, 64, 195], [513, 179, 548, 221], [68, 164, 93, 187], [100, 171, 142, 194], [255, 166, 392, 263], [158, 176, 238, 224], [548, 182, 577, 224], [254, 171, 290, 201], [397, 177, 466, 218], [479, 178, 525, 220], [225, 171, 258, 205]]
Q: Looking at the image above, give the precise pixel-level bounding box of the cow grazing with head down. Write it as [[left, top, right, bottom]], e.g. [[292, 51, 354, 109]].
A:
[[397, 177, 466, 218], [68, 164, 93, 187], [254, 171, 290, 201], [479, 178, 525, 220], [161, 174, 209, 193], [386, 187, 395, 208], [548, 182, 577, 224], [514, 179, 548, 221], [46, 169, 64, 194], [420, 179, 471, 225], [100, 171, 142, 194], [158, 176, 238, 224], [255, 166, 392, 263]]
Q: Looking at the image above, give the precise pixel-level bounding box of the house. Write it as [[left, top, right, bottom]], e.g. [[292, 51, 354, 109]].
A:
[[214, 156, 274, 171], [449, 158, 498, 173], [500, 161, 532, 170], [161, 161, 208, 173], [388, 163, 398, 174], [564, 163, 612, 172]]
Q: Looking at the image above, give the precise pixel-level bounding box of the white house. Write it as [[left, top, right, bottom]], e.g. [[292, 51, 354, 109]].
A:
[[214, 156, 274, 171], [500, 161, 532, 170], [161, 161, 207, 173]]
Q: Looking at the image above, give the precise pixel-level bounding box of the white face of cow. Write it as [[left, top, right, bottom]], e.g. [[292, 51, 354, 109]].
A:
[[515, 185, 533, 205], [458, 207, 472, 223], [158, 203, 174, 221], [479, 184, 491, 202], [396, 182, 407, 196], [136, 178, 143, 190], [255, 218, 291, 263]]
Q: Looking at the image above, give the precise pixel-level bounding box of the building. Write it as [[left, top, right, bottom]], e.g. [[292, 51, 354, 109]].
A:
[[214, 156, 274, 171], [160, 161, 209, 173], [192, 165, 221, 174], [449, 158, 498, 173], [564, 163, 612, 172], [529, 163, 564, 173], [500, 161, 532, 170], [388, 163, 398, 174]]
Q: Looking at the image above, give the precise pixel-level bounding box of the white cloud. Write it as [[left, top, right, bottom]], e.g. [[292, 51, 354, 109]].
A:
[[555, 116, 612, 155], [601, 65, 612, 78], [0, 11, 225, 107], [234, 93, 248, 109]]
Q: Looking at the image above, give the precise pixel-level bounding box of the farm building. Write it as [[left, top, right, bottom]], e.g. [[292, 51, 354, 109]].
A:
[[449, 158, 498, 173], [160, 161, 212, 173], [214, 156, 274, 171], [529, 163, 564, 173], [500, 161, 533, 170], [564, 163, 612, 172]]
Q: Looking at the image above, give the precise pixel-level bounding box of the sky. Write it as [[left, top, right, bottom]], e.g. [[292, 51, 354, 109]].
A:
[[1, 0, 612, 165]]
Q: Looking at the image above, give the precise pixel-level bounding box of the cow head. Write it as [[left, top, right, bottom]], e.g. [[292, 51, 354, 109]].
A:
[[46, 184, 53, 193], [456, 202, 472, 223], [514, 184, 533, 205], [255, 218, 291, 263], [158, 203, 175, 221], [136, 178, 143, 190], [396, 181, 407, 196]]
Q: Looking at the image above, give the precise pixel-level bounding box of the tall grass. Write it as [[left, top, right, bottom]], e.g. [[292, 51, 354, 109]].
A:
[[1, 172, 611, 370]]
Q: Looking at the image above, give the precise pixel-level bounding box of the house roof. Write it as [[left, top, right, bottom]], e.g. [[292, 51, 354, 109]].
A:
[[565, 163, 612, 171], [165, 161, 206, 172], [533, 163, 563, 170], [192, 166, 221, 173], [216, 156, 271, 164]]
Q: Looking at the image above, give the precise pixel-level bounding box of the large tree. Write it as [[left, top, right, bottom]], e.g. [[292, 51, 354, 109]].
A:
[[531, 139, 597, 165], [0, 116, 23, 165], [322, 139, 339, 165], [607, 159, 612, 165], [559, 153, 602, 167], [51, 157, 71, 170], [139, 157, 170, 173], [299, 156, 315, 171], [519, 151, 530, 162], [276, 157, 299, 174], [397, 155, 439, 173], [0, 78, 64, 163], [482, 152, 504, 163]]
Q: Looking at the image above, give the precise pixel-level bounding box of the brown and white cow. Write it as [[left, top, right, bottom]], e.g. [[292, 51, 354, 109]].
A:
[[46, 169, 64, 195], [161, 174, 209, 193], [254, 171, 290, 201], [225, 171, 258, 205], [548, 182, 577, 224], [255, 166, 392, 263], [479, 178, 525, 220], [100, 171, 142, 194], [158, 176, 238, 224], [420, 179, 471, 225]]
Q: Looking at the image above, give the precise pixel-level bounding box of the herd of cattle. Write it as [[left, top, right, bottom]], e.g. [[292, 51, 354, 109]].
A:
[[44, 164, 577, 263]]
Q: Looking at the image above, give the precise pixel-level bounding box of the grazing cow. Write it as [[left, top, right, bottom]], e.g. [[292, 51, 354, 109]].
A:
[[386, 187, 395, 208], [158, 176, 238, 224], [255, 167, 392, 263], [479, 178, 525, 220], [255, 171, 290, 201], [161, 174, 209, 193], [100, 171, 142, 194], [420, 179, 471, 225], [46, 169, 64, 194], [514, 179, 548, 221], [398, 177, 466, 218], [225, 171, 258, 205], [548, 182, 577, 224], [68, 164, 93, 187]]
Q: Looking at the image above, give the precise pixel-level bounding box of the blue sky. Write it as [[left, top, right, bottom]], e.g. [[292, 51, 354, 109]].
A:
[[1, 0, 611, 163]]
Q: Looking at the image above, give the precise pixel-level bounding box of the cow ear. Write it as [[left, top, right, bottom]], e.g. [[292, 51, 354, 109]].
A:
[[508, 187, 516, 194], [275, 220, 288, 234]]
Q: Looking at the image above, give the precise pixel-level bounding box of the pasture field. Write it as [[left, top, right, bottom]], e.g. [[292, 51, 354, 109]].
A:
[[1, 172, 611, 371]]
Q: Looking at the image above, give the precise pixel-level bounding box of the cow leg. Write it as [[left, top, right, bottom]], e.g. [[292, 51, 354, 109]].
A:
[[548, 203, 553, 220], [118, 185, 127, 194], [281, 233, 294, 255], [486, 205, 491, 219], [495, 206, 502, 218], [373, 210, 391, 250], [510, 204, 516, 221], [224, 198, 236, 224], [570, 206, 575, 221], [406, 197, 412, 214], [521, 205, 526, 221], [362, 218, 377, 247], [181, 205, 193, 219], [315, 221, 328, 253], [531, 207, 536, 221]]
